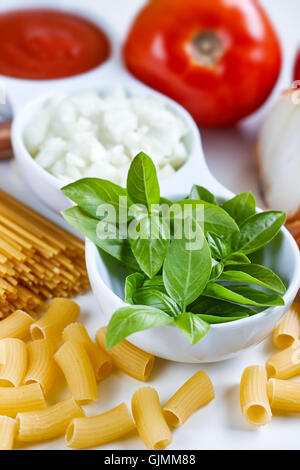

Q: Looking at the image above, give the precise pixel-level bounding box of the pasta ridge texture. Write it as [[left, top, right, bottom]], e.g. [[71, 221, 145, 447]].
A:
[[95, 327, 154, 381], [132, 387, 172, 450], [55, 339, 98, 404], [66, 403, 135, 449], [163, 370, 215, 427], [273, 302, 300, 349], [17, 398, 85, 442], [240, 366, 272, 426]]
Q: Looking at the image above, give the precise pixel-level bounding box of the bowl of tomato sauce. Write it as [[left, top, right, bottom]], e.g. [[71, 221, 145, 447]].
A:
[[0, 4, 112, 80]]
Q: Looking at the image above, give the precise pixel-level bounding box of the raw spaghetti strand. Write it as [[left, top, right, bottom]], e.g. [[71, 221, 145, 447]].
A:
[[0, 191, 89, 318]]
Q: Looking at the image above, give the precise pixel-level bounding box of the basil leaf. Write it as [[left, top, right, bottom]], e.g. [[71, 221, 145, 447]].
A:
[[230, 211, 286, 255], [106, 305, 174, 349], [129, 214, 169, 278], [197, 314, 249, 324], [175, 200, 239, 236], [160, 197, 173, 207], [62, 178, 129, 219], [174, 312, 210, 344], [189, 296, 256, 316], [62, 206, 139, 272], [229, 285, 285, 306], [133, 287, 181, 317], [125, 273, 145, 304], [220, 264, 286, 294], [189, 185, 217, 205], [143, 275, 166, 292], [210, 260, 223, 281], [126, 152, 160, 208], [223, 252, 251, 265], [222, 192, 256, 225], [163, 222, 212, 310], [207, 232, 228, 259], [203, 283, 284, 307]]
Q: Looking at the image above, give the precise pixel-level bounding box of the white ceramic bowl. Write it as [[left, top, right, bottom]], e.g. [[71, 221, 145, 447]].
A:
[[86, 221, 300, 363]]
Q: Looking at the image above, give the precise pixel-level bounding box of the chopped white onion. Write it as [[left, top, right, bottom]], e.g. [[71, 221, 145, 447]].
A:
[[24, 88, 190, 185]]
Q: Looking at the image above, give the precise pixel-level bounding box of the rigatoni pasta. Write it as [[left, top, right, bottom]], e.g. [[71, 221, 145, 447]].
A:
[[30, 298, 80, 340], [65, 403, 135, 449], [266, 340, 300, 379], [0, 383, 46, 417], [273, 302, 300, 349], [132, 387, 172, 450], [267, 378, 300, 413], [0, 416, 16, 450], [0, 310, 33, 340], [54, 340, 98, 404], [96, 327, 154, 381], [0, 338, 27, 387], [163, 370, 215, 427], [62, 323, 112, 381], [240, 366, 272, 426], [16, 398, 85, 442], [0, 340, 5, 364], [23, 339, 57, 395]]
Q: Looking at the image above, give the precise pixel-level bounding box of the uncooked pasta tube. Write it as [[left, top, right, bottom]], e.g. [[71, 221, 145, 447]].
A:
[[30, 298, 80, 340], [23, 339, 57, 395], [132, 387, 172, 450], [54, 340, 98, 404], [267, 378, 300, 412], [0, 416, 16, 450], [240, 366, 272, 426], [0, 310, 33, 340], [0, 383, 46, 417], [96, 327, 154, 381], [62, 323, 112, 381], [17, 398, 85, 442], [0, 338, 27, 387], [163, 370, 215, 427], [65, 403, 135, 449], [266, 340, 300, 379], [273, 303, 300, 349]]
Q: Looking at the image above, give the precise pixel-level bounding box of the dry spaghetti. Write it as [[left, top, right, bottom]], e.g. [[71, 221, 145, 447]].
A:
[[0, 190, 89, 318]]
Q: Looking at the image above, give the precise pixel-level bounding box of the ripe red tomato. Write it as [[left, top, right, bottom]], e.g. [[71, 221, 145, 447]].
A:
[[294, 51, 300, 81], [123, 0, 281, 127]]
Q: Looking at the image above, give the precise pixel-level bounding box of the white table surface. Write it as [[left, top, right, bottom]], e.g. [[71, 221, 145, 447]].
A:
[[0, 0, 299, 451]]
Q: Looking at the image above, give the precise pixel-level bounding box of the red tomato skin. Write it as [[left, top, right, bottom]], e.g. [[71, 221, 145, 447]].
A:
[[294, 51, 300, 81], [123, 0, 281, 127]]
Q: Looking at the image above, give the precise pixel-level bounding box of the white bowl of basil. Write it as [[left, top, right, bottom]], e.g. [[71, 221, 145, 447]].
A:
[[62, 151, 300, 363]]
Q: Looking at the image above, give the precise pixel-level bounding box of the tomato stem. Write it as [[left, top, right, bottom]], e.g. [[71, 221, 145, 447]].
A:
[[190, 31, 224, 67]]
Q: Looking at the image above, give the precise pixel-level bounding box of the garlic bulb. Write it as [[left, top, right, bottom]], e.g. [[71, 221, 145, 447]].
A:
[[256, 89, 300, 219]]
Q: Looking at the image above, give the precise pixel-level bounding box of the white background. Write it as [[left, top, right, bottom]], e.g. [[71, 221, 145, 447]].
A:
[[0, 0, 299, 450]]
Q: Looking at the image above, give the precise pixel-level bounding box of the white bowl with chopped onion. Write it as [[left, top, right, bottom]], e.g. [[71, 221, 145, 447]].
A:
[[24, 87, 190, 187], [12, 81, 201, 213]]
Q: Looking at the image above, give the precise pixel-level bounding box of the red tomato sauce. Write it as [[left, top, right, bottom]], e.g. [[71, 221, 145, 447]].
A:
[[0, 9, 110, 80]]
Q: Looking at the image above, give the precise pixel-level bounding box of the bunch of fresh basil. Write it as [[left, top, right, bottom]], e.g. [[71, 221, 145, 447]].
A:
[[62, 152, 286, 348]]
